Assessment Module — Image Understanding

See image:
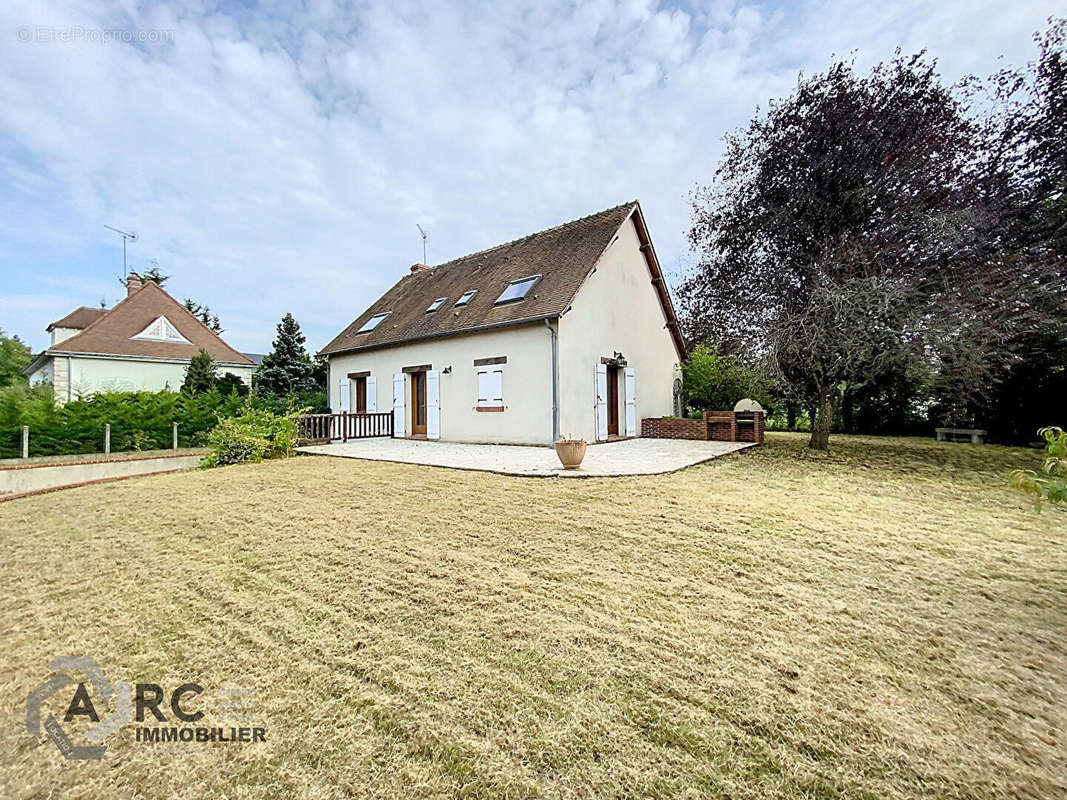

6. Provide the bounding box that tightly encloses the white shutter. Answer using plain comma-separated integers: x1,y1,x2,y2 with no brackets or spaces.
490,369,503,405
426,370,440,440
338,378,350,412
595,363,608,441
366,375,377,412
477,367,503,408
392,373,406,437
624,367,636,436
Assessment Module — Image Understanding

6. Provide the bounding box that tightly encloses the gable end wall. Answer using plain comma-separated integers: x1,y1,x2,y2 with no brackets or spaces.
557,216,680,441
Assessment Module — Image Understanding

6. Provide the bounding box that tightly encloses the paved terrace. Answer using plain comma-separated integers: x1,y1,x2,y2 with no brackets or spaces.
297,437,755,477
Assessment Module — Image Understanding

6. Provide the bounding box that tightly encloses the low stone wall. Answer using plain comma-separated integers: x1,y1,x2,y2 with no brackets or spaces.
0,450,206,500
640,417,707,440
642,412,764,444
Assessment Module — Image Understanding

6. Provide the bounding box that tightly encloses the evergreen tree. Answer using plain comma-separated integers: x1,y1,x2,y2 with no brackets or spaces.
214,372,249,397
184,298,224,333
124,261,170,287
182,348,217,394
255,313,316,398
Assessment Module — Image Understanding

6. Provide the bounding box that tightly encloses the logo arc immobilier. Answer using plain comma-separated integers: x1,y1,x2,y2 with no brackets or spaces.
25,655,132,760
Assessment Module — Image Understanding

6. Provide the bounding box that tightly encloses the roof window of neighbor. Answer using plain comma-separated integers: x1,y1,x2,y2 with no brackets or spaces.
356,312,390,333
494,275,540,305
426,297,448,312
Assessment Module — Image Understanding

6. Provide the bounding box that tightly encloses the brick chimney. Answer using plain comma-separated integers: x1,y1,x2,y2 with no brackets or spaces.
410,263,431,273
126,274,142,296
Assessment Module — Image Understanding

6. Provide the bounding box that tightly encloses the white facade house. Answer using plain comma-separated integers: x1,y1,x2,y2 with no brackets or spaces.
24,277,255,404
321,202,686,445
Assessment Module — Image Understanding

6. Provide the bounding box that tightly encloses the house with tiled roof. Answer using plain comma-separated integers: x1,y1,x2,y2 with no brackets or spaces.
320,201,685,445
24,277,254,404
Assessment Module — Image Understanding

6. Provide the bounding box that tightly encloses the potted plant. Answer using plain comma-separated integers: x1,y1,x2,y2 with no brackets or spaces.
554,437,587,469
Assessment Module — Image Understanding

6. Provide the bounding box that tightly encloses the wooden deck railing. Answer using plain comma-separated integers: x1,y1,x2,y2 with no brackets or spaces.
297,412,393,443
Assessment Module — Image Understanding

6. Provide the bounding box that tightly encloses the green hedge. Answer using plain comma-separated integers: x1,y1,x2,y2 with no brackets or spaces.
0,385,247,458
201,403,300,468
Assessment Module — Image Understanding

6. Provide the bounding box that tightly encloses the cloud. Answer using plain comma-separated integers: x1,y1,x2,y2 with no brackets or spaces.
0,0,1058,353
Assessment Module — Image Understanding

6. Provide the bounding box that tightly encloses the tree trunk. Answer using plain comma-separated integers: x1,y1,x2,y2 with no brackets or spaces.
786,402,797,431
808,385,837,450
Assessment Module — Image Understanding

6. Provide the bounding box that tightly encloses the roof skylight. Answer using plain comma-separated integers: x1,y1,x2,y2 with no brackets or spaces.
454,290,477,307
494,275,540,305
356,312,390,333
426,297,447,313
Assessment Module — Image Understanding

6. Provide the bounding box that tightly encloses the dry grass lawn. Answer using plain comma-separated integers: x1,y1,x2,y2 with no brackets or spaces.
0,433,1064,799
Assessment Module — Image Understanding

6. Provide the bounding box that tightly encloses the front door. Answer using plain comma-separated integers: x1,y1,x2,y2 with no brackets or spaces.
410,371,427,435
354,377,367,414
606,365,619,436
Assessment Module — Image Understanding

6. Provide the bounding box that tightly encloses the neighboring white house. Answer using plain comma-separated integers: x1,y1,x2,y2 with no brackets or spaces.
23,276,255,404
320,201,686,445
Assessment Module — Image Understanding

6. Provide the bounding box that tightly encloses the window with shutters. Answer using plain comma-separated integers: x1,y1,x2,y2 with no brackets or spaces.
476,366,504,411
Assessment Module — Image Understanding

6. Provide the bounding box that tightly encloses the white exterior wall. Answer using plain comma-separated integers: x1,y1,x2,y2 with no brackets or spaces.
328,324,553,445
51,327,81,346
28,360,54,387
38,355,253,403
557,215,680,442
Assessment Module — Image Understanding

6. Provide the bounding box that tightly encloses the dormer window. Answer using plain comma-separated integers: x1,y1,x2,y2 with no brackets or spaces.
494,275,540,305
131,316,190,344
356,312,390,333
426,297,447,313
454,290,477,307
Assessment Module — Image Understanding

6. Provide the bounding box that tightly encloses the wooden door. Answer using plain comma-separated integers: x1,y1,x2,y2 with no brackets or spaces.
606,365,619,436
410,371,427,435
354,377,367,414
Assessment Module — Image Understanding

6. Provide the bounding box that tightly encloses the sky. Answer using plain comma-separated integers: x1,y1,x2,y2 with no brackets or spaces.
0,0,1059,355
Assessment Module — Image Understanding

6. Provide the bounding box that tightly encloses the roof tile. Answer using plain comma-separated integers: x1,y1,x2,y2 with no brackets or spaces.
321,202,636,355
47,306,108,332
49,282,253,364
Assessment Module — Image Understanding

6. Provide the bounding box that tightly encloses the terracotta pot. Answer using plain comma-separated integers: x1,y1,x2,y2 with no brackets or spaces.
554,439,587,470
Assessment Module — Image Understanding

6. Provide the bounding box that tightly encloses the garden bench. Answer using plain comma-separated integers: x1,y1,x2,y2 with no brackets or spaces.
935,427,987,445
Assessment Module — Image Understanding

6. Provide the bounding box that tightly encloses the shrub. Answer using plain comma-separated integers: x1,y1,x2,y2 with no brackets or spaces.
254,388,329,416
215,372,250,397
681,344,773,414
1011,427,1067,509
201,403,300,468
122,430,151,451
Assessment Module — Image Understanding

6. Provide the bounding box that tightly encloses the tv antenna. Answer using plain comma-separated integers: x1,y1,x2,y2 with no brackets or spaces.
416,223,428,265
104,225,137,278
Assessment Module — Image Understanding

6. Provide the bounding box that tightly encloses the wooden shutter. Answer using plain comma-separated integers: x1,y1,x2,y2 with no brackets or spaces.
366,375,376,412
624,367,636,436
426,370,440,439
595,363,608,441
392,373,406,437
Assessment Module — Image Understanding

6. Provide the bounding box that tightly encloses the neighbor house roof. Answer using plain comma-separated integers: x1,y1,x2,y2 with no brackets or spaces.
47,306,108,332
44,282,253,364
320,201,685,358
